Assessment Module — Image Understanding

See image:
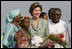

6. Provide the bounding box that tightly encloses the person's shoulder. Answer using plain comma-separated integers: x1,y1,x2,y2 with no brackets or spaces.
60,20,68,27
6,23,15,28
68,22,71,27
60,20,65,22
39,18,47,23
30,18,33,25
60,20,66,24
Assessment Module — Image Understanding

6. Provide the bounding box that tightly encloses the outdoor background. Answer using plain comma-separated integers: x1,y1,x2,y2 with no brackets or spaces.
1,1,71,36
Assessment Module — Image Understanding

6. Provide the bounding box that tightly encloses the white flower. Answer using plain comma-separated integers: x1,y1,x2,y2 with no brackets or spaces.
31,36,43,47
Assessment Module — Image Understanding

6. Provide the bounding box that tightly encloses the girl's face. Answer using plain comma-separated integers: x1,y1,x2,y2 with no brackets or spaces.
43,14,48,21
32,7,41,18
22,18,30,29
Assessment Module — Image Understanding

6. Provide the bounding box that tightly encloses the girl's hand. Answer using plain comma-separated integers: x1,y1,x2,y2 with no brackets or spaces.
14,32,19,40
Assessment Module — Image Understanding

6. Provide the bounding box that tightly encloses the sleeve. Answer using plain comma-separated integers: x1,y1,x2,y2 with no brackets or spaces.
2,24,15,48
63,22,68,41
45,21,49,37
28,26,32,41
65,23,71,48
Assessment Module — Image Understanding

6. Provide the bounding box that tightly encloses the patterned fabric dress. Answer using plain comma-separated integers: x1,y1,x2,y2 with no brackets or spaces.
20,41,29,48
16,28,30,48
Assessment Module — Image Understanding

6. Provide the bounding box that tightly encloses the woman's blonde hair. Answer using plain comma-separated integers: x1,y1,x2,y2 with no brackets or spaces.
29,2,42,16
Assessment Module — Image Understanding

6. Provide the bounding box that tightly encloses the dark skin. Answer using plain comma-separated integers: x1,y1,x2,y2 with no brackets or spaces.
15,17,54,48
13,14,21,41
40,10,62,48
14,17,30,39
14,17,30,40
48,8,55,19
11,13,21,27
3,14,21,48
15,13,21,22
21,17,30,30
42,14,48,21
39,10,61,48
51,10,61,23
14,17,30,48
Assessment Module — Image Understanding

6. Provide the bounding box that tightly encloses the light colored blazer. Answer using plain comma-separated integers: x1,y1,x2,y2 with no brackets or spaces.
28,18,49,39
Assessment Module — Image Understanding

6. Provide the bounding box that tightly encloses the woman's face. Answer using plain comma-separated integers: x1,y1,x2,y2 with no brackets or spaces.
15,13,21,22
32,7,41,18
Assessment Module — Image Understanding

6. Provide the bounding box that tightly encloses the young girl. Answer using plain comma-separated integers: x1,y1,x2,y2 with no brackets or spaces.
15,16,30,48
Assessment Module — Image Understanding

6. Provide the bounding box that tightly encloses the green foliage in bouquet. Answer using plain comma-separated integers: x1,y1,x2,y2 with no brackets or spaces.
43,34,67,48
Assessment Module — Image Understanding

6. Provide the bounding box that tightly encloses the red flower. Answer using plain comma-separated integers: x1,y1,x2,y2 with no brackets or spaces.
60,33,64,38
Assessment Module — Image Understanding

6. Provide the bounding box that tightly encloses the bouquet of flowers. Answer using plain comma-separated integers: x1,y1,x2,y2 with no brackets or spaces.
43,33,67,48
31,36,54,48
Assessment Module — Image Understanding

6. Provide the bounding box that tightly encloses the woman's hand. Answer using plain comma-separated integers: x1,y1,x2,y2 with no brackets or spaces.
45,39,54,47
39,42,48,48
14,32,19,40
